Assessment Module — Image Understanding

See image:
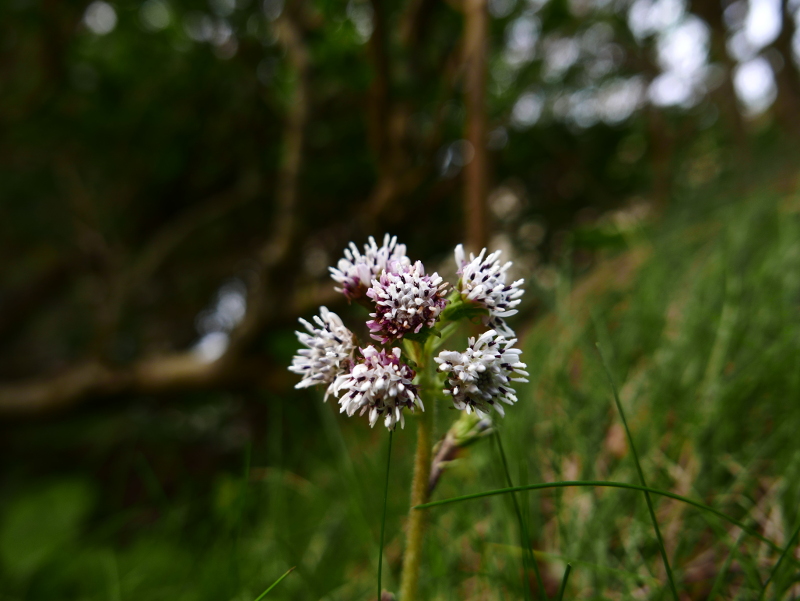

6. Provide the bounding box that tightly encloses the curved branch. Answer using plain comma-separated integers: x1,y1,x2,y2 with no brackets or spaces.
224,9,312,360
0,282,336,417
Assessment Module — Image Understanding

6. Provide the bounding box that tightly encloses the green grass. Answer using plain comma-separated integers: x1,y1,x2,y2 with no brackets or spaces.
2,172,800,599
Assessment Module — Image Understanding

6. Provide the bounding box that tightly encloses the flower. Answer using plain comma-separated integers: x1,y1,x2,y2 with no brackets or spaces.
330,234,410,300
289,307,357,400
454,244,524,336
331,346,422,429
434,329,529,418
366,260,449,344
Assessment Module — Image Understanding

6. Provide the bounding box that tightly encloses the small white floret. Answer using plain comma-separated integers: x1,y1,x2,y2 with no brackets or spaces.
435,330,528,418
331,346,423,430
454,244,525,336
288,307,357,401
329,234,410,300
366,260,449,343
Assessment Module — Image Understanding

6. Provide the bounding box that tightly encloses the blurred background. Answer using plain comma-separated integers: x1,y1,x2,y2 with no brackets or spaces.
2,0,800,598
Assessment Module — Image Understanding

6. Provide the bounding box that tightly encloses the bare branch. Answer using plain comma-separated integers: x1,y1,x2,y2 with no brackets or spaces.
224,8,312,359
260,13,310,267
399,0,438,48
0,355,259,416
0,281,337,417
0,18,346,418
462,0,489,251
772,0,800,133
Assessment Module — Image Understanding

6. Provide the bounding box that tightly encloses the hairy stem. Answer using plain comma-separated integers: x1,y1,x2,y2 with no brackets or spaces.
399,343,436,600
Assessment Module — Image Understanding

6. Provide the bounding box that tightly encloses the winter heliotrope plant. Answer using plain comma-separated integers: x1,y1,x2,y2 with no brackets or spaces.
288,234,529,600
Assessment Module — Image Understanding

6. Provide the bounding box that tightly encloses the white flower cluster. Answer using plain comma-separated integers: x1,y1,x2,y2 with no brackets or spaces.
329,234,409,300
289,235,529,429
367,260,449,344
454,244,525,336
435,330,529,418
289,307,357,400
332,346,422,429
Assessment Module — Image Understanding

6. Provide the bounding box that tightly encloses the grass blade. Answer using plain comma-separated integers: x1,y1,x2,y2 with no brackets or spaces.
596,343,680,601
253,566,296,601
556,563,572,601
378,430,393,600
495,430,545,601
759,518,800,600
415,479,791,557
490,544,659,586
707,528,748,601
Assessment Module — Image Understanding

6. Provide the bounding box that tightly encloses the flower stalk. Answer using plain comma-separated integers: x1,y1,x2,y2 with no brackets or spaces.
399,341,437,601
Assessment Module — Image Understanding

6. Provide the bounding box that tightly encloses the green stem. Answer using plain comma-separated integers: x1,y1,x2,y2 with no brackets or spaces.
597,344,680,601
495,430,545,600
429,321,460,352
399,342,437,601
378,430,394,600
253,566,295,600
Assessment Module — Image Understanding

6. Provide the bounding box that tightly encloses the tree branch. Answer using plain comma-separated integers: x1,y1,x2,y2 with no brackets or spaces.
223,8,312,360
772,0,800,133
0,280,337,417
0,10,314,417
462,0,489,251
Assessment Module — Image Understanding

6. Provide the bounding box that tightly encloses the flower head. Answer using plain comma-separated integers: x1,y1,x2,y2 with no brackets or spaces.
330,234,410,300
332,346,422,429
366,260,449,344
289,307,357,400
435,330,529,418
454,244,524,336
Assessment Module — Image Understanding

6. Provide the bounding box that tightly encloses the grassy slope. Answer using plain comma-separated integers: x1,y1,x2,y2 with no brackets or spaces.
493,176,800,599
2,170,800,600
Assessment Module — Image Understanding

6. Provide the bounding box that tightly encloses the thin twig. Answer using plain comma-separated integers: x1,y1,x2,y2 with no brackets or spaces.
462,0,489,251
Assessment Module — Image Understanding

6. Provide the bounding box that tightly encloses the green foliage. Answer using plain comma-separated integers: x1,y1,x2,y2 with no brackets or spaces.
498,182,800,598
3,173,800,599
0,479,95,578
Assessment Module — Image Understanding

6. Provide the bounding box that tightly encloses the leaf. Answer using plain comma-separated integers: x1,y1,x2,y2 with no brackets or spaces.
0,479,95,578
